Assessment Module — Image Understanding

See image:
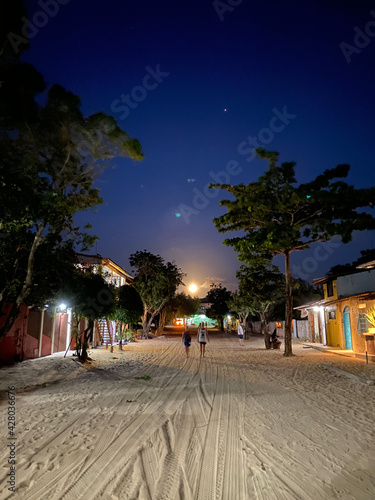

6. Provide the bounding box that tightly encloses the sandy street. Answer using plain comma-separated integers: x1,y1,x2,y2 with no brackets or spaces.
1,334,375,500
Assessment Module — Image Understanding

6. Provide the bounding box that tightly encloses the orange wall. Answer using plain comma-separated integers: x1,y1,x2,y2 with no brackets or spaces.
337,299,375,357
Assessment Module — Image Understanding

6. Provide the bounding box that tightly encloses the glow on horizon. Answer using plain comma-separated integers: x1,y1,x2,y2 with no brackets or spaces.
189,284,198,293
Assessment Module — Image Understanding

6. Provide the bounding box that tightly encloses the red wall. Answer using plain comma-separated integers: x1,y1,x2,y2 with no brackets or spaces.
0,304,29,364
41,334,52,357
0,304,69,364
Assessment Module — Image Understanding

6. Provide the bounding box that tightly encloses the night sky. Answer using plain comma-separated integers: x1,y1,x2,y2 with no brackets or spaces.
21,0,375,293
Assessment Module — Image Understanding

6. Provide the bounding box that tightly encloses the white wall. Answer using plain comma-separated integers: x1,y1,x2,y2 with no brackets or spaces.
250,320,309,339
294,320,310,340
337,270,375,298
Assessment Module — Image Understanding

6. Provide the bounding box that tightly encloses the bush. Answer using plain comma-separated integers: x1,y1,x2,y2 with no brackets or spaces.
125,329,136,342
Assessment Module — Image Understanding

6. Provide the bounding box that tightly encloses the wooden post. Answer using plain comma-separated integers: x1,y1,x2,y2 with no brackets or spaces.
66,308,72,353
38,308,46,358
50,307,57,355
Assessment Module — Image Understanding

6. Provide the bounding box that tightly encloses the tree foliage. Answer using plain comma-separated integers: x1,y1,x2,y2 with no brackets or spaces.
61,270,116,362
211,148,375,355
327,248,375,277
236,261,285,348
227,291,253,324
111,285,143,344
0,2,143,338
206,284,232,331
174,292,200,318
129,251,185,337
292,279,323,309
115,285,143,326
22,239,79,308
155,293,200,335
269,278,323,321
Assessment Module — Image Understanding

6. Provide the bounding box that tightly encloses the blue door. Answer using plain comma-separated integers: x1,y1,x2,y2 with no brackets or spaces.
343,306,353,350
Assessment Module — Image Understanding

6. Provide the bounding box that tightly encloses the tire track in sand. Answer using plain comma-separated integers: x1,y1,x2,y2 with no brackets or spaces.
4,343,182,500
194,357,227,500
49,357,201,499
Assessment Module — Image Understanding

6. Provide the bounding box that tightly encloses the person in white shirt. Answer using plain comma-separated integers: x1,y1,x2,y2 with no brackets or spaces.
237,322,244,346
197,322,209,357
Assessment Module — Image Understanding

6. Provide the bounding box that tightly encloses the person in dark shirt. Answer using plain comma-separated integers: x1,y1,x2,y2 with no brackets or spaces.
182,327,191,358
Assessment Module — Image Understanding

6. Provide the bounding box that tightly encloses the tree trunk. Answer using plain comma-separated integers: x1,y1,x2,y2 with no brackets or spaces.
157,307,167,336
260,311,271,349
248,320,254,336
284,251,293,356
79,319,93,363
240,313,249,338
141,305,149,339
144,311,158,338
219,316,224,331
0,224,44,339
142,319,150,339
142,301,168,339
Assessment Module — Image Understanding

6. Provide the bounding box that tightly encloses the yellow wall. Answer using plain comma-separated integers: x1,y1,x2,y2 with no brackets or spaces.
325,308,341,347
323,280,337,300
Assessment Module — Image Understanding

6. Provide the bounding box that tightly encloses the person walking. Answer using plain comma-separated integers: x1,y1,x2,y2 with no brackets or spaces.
182,326,191,358
237,322,244,346
197,322,209,357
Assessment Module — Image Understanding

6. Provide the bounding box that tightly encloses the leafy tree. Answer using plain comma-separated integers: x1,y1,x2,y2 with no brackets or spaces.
64,271,116,362
205,283,232,331
211,148,375,355
292,279,323,310
23,239,79,308
227,292,253,325
175,292,200,318
155,302,176,336
154,299,174,336
0,9,143,338
156,292,200,335
129,251,185,338
326,263,356,277
236,262,285,348
112,285,143,348
327,248,375,277
269,278,323,321
354,248,375,267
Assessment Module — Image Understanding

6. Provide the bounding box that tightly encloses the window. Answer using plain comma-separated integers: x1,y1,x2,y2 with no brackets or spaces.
328,311,336,320
357,313,369,334
326,281,334,297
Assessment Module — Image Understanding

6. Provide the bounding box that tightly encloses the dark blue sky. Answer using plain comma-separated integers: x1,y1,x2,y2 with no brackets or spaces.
22,0,375,292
